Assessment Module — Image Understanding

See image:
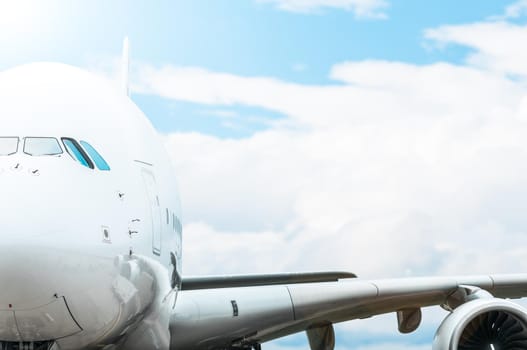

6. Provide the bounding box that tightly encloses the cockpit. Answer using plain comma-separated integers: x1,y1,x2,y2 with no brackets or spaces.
0,136,110,170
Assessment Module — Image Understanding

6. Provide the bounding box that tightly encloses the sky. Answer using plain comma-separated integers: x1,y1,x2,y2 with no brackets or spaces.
3,0,527,348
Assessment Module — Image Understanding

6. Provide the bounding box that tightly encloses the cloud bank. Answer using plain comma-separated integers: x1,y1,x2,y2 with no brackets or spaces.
137,36,527,278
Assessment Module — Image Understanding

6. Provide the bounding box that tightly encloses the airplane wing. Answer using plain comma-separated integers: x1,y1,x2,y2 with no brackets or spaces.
170,273,527,350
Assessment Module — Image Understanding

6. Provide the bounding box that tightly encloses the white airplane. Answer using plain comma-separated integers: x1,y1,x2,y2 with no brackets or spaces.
1,40,527,350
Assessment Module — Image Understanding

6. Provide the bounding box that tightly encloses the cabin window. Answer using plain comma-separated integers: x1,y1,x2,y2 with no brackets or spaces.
0,137,19,156
79,141,110,171
62,138,94,169
24,137,63,156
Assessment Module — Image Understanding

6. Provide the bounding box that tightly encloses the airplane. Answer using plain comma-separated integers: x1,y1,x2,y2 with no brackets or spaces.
1,39,527,350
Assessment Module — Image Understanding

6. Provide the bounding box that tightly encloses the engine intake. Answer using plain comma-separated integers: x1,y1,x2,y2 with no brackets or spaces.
433,298,527,350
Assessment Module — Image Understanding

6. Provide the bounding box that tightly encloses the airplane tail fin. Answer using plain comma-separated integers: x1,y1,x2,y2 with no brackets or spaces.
121,37,130,97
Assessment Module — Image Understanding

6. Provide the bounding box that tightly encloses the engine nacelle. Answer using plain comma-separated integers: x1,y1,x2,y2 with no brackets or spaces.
433,298,527,349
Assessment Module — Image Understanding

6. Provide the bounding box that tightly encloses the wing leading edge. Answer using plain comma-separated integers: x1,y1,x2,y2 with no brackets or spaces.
170,273,527,350
180,271,357,290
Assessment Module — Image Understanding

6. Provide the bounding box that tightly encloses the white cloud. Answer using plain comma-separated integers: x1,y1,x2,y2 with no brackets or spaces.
503,0,527,18
256,0,388,18
149,56,527,279
425,21,527,77
139,61,522,130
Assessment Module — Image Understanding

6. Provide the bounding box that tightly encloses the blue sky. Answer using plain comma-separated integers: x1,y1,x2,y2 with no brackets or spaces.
4,1,527,349
2,0,501,71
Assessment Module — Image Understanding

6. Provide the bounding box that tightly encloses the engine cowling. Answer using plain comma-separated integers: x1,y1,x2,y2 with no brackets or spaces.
433,298,527,349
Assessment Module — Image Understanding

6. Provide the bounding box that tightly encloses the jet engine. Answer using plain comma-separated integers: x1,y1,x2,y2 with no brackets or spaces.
433,297,527,349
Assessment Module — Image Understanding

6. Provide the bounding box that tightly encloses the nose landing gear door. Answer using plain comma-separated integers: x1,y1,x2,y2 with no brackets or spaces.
141,169,162,256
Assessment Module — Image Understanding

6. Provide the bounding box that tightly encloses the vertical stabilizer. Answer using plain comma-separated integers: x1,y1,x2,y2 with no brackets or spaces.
121,37,130,97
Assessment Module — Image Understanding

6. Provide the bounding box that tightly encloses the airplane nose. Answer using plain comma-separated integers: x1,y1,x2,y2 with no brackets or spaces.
0,246,71,306
0,246,86,342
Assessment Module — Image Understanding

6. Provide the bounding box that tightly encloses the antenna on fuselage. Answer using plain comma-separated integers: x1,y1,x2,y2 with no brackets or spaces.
121,37,130,97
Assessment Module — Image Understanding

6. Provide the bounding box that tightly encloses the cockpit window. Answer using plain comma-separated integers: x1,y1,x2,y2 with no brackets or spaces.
23,137,63,156
80,141,110,171
0,137,19,156
62,138,94,169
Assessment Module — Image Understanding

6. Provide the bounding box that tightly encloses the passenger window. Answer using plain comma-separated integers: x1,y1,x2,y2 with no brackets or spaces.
79,141,110,171
62,138,94,169
24,137,62,156
0,137,19,156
